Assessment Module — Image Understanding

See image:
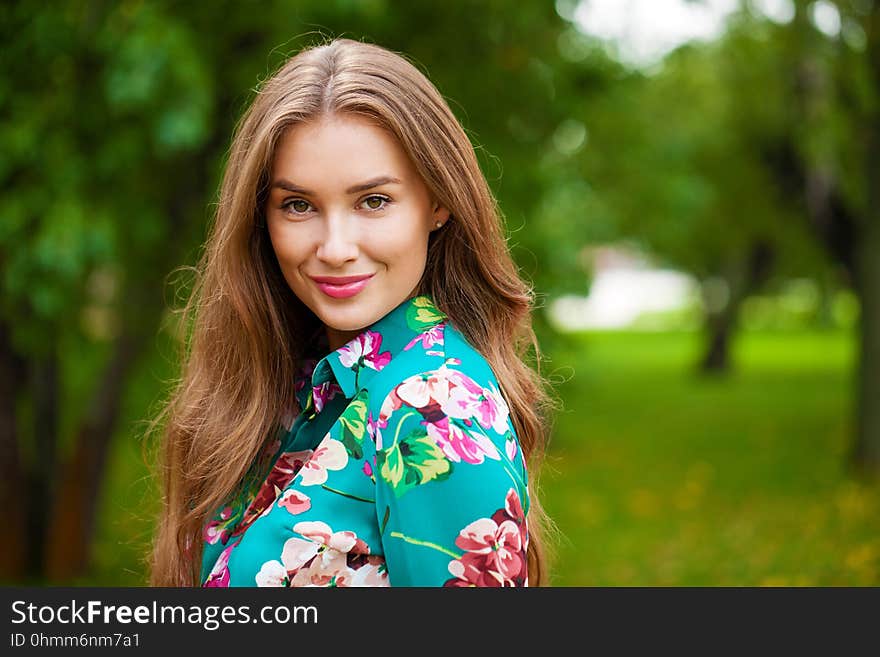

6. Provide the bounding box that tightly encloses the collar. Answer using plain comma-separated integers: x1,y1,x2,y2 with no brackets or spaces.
294,295,447,416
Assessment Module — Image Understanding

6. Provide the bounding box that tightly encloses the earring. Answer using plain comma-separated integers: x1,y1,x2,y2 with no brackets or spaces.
435,221,443,228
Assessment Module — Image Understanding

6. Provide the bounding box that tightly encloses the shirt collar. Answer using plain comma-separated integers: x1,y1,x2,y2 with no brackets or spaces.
294,294,447,413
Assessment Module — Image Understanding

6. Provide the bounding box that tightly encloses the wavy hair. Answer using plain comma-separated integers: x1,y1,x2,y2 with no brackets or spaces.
146,37,557,586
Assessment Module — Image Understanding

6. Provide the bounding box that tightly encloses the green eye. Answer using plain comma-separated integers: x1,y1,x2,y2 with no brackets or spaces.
363,195,387,210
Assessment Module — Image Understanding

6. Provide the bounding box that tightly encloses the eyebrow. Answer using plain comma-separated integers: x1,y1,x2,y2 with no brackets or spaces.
270,175,403,195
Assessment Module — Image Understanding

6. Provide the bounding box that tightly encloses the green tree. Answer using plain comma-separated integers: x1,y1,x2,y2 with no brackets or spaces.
565,16,826,371
562,0,880,473
770,0,880,473
0,0,592,583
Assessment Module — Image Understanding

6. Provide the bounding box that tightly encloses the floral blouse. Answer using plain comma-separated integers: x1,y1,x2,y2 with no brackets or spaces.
200,295,530,587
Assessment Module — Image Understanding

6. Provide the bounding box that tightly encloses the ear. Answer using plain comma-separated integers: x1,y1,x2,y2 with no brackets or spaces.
431,201,451,230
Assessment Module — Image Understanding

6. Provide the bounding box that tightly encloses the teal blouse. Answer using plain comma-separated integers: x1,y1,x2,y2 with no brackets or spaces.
200,295,530,587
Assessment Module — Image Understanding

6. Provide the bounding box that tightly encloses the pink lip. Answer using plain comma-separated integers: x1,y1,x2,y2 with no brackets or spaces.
310,273,375,299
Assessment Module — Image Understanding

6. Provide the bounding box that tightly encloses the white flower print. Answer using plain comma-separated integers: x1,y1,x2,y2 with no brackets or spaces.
296,438,348,486
255,559,288,587
337,330,392,371
280,536,321,572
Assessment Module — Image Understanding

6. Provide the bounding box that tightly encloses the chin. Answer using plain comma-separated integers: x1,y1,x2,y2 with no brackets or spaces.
315,299,377,332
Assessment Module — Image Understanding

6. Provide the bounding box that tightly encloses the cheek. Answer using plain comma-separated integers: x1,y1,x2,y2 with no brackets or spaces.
370,218,431,266
268,225,309,269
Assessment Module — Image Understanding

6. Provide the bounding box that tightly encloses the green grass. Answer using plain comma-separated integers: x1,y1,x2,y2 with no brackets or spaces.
540,328,879,586
80,327,879,586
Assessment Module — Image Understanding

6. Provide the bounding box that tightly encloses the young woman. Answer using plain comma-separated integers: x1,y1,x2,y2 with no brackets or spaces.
148,37,556,587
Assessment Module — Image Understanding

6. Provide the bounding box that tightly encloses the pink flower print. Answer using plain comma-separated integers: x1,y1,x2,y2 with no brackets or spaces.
260,522,387,588
441,376,510,435
396,370,451,409
233,449,313,537
404,323,445,352
367,409,386,450
482,382,512,434
350,557,390,586
441,379,484,420
338,330,392,372
278,489,311,515
269,450,313,486
289,549,354,587
448,517,524,587
362,460,373,477
505,433,518,461
255,559,290,587
296,438,348,486
282,522,375,587
293,520,370,555
444,488,528,587
366,410,376,443
426,417,500,465
504,486,526,521
378,390,402,429
204,541,237,587
279,536,321,575
493,487,529,552
372,421,388,450
312,380,342,413
203,506,234,545
446,366,484,396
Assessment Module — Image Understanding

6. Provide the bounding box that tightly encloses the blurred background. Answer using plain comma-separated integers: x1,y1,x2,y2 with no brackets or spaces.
1,0,878,586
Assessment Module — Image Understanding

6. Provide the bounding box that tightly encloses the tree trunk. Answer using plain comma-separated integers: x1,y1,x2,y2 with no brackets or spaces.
851,23,880,471
852,216,880,474
0,320,27,580
44,331,139,581
42,146,220,581
700,309,736,374
700,242,775,374
26,347,60,580
849,3,880,475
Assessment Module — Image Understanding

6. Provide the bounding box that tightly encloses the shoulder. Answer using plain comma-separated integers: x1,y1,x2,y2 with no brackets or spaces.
364,319,530,522
365,320,506,420
363,320,524,477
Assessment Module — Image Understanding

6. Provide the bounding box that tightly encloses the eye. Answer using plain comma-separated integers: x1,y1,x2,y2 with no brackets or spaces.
282,198,312,215
360,195,390,211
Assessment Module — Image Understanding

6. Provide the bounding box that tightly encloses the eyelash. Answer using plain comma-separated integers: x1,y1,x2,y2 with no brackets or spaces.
281,194,391,216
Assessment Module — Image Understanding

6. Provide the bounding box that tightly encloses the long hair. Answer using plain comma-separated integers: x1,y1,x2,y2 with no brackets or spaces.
146,37,557,586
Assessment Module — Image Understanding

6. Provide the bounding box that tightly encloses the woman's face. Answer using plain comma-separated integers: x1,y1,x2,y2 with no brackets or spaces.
266,113,449,351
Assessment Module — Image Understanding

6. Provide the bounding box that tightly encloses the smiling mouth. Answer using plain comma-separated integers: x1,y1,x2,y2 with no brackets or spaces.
310,274,374,285
310,273,375,299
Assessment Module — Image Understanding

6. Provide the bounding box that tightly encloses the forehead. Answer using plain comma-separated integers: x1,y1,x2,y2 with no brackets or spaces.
271,114,415,184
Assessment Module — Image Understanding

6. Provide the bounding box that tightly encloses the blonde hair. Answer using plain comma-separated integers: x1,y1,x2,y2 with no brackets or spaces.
146,37,557,586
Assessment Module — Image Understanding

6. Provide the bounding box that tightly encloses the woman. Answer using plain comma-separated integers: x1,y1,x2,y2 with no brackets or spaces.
148,37,555,587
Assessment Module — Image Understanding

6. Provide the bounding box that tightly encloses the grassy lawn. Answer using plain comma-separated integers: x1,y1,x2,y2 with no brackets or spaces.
83,327,879,586
540,328,879,586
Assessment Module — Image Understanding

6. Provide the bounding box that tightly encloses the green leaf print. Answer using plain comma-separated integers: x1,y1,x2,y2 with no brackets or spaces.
377,441,407,490
404,431,450,483
303,389,317,420
405,296,447,331
377,429,452,498
338,391,368,459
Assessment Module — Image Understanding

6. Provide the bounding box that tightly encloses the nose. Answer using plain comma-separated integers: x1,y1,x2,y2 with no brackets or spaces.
315,212,359,267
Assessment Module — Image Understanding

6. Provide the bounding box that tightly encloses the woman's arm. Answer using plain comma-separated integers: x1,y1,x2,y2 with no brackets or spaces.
371,364,530,587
